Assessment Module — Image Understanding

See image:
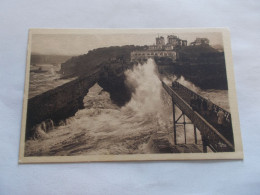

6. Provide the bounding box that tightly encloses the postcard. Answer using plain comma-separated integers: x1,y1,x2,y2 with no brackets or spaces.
19,28,243,163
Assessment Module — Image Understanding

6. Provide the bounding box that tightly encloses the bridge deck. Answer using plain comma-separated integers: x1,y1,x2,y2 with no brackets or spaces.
171,82,234,145
162,81,234,152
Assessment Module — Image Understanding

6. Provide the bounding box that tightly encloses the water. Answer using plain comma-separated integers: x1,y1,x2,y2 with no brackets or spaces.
25,59,230,156
29,63,75,98
162,74,230,112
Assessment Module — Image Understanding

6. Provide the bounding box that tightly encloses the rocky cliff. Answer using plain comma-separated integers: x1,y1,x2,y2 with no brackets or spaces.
155,45,228,90
59,45,143,78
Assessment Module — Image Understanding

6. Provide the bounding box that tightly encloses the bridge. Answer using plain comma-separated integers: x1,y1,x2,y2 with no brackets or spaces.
25,71,100,139
162,81,234,153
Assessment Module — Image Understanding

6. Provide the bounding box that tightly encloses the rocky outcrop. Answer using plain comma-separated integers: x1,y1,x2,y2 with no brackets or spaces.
155,45,228,90
148,129,203,153
59,45,144,78
98,61,134,106
26,46,144,139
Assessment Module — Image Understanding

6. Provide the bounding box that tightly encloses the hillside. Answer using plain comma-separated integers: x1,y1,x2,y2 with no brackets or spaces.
156,45,228,90
59,44,228,90
177,45,220,64
59,45,144,78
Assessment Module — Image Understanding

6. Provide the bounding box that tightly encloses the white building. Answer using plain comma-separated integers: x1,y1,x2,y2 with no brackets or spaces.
130,50,176,61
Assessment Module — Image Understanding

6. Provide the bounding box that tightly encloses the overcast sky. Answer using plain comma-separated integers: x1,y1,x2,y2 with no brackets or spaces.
31,32,223,56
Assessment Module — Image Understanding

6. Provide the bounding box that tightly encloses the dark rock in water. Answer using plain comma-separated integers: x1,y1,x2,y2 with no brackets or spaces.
30,69,48,73
98,63,133,106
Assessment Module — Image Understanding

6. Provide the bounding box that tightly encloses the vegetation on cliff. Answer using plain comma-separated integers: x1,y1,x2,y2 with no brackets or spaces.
173,63,228,90
156,45,228,90
58,45,145,106
177,45,225,65
59,45,144,78
59,44,228,104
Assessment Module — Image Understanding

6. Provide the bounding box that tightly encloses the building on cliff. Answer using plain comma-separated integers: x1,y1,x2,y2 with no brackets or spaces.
131,34,187,62
155,36,165,50
190,38,210,46
130,50,177,61
167,35,187,48
147,35,187,51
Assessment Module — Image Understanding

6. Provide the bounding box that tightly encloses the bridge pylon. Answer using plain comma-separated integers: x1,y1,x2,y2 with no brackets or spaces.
172,100,207,152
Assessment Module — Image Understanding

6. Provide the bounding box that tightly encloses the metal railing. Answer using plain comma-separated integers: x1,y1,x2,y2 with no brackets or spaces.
162,81,234,152
172,81,232,123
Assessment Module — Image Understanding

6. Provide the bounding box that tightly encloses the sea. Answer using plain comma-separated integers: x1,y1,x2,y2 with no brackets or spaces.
29,63,75,98
25,59,230,156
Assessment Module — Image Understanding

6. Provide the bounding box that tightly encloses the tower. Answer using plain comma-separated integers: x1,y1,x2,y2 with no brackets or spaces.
156,36,165,47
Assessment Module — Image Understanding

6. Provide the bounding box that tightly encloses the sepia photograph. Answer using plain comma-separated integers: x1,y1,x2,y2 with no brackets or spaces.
19,28,243,163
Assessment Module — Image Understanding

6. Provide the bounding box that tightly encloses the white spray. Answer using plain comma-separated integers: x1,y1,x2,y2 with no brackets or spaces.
124,59,167,117
25,59,203,155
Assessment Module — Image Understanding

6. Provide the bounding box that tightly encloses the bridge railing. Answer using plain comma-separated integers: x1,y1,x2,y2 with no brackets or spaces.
162,81,234,152
172,81,232,123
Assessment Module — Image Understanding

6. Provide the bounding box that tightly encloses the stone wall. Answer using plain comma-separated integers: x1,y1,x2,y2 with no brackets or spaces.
25,71,100,139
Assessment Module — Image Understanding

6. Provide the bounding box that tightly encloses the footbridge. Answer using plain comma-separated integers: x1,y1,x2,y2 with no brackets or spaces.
162,81,234,152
